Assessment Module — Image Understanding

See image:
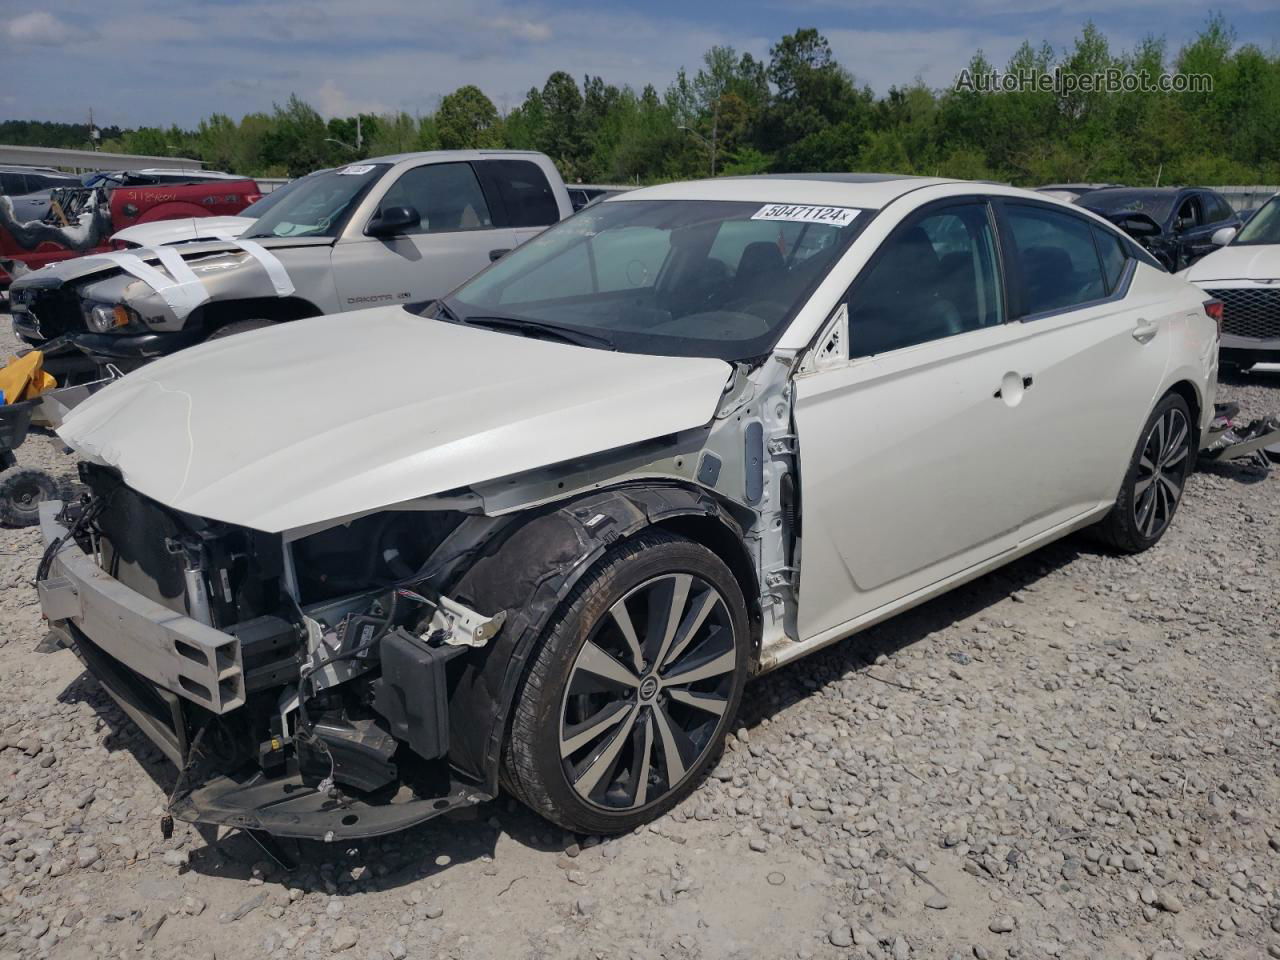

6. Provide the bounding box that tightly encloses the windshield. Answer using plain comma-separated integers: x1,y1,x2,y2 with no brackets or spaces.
1233,197,1280,246
243,164,387,239
238,172,327,219
445,199,867,360
1080,190,1175,225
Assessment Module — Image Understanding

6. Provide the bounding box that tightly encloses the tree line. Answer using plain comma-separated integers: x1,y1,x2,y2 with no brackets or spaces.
3,16,1277,187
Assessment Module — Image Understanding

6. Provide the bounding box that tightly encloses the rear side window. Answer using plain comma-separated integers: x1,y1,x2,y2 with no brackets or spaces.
379,162,493,234
1004,204,1107,317
1205,193,1233,223
847,201,1004,356
478,159,559,228
1092,226,1130,293
0,172,27,195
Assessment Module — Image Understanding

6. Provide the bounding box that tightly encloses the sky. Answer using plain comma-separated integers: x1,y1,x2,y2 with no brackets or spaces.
2,0,1276,129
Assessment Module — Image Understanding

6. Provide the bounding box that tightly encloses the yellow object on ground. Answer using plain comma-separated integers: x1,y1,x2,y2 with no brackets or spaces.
0,352,57,404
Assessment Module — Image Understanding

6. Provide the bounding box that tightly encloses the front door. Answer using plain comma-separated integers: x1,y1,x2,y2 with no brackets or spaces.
333,161,515,310
794,199,1036,641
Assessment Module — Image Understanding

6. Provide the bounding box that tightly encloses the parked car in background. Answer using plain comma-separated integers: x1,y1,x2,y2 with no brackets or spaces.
1077,186,1242,271
109,171,322,248
0,165,82,222
1035,183,1122,203
10,151,573,379
0,168,260,291
1180,192,1280,371
567,183,633,211
37,174,1218,840
0,166,84,289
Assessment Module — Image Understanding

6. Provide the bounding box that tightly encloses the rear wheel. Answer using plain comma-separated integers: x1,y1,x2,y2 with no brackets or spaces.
504,531,749,835
1095,393,1194,553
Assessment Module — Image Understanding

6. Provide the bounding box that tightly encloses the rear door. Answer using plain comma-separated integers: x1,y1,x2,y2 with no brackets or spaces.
332,161,516,309
990,200,1172,538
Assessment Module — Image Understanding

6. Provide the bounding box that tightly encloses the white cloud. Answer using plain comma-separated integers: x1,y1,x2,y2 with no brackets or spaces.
7,11,71,45
314,79,390,118
491,16,553,43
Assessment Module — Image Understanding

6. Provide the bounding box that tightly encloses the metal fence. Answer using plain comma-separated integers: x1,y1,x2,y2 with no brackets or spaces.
0,144,204,172
1209,186,1278,213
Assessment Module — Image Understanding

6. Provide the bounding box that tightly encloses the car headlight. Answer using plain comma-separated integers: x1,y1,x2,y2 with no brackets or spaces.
83,301,143,334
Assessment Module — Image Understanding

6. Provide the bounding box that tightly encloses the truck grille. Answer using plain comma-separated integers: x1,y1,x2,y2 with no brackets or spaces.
1206,287,1280,341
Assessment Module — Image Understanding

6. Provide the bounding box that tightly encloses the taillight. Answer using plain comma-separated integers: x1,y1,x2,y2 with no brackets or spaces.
1204,299,1223,338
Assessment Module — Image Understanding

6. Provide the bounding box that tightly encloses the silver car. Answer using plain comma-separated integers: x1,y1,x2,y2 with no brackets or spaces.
10,150,573,375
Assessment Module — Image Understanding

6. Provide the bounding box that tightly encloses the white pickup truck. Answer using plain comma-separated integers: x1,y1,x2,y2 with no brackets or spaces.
10,150,574,376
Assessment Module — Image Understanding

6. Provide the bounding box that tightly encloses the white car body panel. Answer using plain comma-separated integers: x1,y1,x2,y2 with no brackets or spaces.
1181,243,1280,282
110,216,255,248
56,307,732,533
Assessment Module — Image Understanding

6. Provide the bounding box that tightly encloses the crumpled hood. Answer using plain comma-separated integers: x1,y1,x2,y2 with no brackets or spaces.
1183,244,1280,282
58,307,733,532
110,216,255,248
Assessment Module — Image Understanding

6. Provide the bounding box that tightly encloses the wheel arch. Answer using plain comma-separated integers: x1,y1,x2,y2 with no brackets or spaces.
193,296,323,334
438,482,753,795
1163,378,1203,447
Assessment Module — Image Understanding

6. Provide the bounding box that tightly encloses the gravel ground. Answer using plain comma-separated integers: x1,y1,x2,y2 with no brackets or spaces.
0,318,1277,960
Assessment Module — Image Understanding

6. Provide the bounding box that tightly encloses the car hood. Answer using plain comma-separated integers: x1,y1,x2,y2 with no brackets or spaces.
1183,244,1280,282
57,307,733,533
10,234,333,291
110,216,254,248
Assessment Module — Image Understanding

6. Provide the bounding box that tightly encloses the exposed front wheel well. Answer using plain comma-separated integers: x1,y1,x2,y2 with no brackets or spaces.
652,514,762,653
196,297,323,335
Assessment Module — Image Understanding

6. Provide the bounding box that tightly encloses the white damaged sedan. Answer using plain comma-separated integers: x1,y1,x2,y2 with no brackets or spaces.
36,174,1219,840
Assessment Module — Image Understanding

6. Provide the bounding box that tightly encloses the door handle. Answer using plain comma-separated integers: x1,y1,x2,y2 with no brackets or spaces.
993,373,1034,400
1132,320,1158,344
489,248,511,262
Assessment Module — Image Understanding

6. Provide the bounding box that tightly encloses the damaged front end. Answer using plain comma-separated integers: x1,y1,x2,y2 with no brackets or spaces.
38,464,508,840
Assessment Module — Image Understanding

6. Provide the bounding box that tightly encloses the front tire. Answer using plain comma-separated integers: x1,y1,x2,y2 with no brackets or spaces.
504,531,749,835
1095,393,1194,553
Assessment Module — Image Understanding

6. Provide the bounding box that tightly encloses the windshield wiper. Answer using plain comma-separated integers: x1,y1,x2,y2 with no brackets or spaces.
461,315,615,350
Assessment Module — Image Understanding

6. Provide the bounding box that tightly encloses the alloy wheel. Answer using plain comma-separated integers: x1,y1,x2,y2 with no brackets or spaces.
558,573,737,811
1133,406,1190,539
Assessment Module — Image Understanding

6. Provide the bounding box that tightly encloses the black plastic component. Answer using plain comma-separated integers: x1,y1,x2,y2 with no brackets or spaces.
258,737,287,774
372,629,463,762
298,717,398,793
696,452,722,487
744,421,764,504
227,615,299,692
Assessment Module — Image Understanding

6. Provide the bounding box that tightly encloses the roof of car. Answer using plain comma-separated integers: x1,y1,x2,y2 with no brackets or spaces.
609,173,961,210
362,149,548,165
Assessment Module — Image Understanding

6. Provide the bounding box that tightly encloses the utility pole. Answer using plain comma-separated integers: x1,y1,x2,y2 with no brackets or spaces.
356,115,363,152
88,107,100,151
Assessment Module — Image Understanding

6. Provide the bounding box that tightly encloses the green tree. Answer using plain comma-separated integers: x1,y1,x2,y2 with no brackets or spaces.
436,86,502,149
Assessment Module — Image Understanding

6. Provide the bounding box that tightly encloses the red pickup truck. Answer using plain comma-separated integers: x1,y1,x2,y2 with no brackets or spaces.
0,170,260,290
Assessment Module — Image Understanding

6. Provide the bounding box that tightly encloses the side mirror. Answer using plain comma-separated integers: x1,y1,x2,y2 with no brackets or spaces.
367,205,420,237
1211,226,1236,246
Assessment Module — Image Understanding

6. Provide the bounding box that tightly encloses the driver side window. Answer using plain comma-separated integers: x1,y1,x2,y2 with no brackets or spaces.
845,202,1005,357
377,163,492,235
1175,195,1202,230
